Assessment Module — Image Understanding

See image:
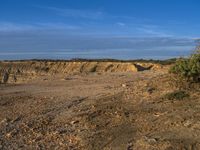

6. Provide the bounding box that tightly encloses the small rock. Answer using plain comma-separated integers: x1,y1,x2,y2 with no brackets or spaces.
57,128,68,134
145,137,157,144
6,132,12,138
183,120,192,127
64,77,72,80
70,120,79,125
0,118,9,126
146,87,156,94
5,129,18,138
122,84,127,88
127,142,133,150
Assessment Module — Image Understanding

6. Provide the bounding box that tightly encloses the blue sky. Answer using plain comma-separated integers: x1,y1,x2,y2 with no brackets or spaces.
0,0,199,60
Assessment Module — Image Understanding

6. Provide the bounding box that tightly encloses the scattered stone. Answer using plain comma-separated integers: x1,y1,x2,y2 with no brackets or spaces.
122,84,127,88
60,128,70,134
183,120,192,127
153,112,163,117
127,142,133,150
146,87,156,94
6,132,12,138
124,112,130,117
0,118,9,126
64,77,73,80
144,136,157,144
70,120,79,125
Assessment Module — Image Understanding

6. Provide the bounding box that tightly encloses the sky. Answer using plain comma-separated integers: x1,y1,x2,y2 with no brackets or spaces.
0,0,199,60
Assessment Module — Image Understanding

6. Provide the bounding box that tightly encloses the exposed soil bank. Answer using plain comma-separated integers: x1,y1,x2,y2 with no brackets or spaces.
0,60,164,83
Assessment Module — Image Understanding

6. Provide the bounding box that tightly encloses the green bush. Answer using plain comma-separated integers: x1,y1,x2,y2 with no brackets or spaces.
170,48,200,82
164,90,189,100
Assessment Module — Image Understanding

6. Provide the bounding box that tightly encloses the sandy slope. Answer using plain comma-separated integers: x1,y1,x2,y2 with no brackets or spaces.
0,67,200,149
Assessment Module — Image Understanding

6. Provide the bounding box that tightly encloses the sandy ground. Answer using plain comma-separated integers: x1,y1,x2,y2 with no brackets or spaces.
1,70,200,150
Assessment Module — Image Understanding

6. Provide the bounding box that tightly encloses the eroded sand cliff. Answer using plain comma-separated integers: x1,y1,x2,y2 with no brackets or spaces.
0,60,163,83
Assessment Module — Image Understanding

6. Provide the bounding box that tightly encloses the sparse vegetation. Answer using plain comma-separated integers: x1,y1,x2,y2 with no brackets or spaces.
164,90,189,100
1,58,176,65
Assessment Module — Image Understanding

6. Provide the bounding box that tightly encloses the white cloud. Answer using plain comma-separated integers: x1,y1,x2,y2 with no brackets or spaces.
136,26,172,37
0,22,36,32
0,22,81,32
38,6,104,19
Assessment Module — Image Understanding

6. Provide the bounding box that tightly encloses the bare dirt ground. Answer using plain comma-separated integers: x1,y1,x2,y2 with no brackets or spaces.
1,69,200,150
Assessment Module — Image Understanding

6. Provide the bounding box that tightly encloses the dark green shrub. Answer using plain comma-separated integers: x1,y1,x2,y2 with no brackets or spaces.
164,90,189,100
170,45,200,83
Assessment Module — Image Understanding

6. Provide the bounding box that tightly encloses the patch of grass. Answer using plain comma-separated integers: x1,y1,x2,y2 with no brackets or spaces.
164,90,189,100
